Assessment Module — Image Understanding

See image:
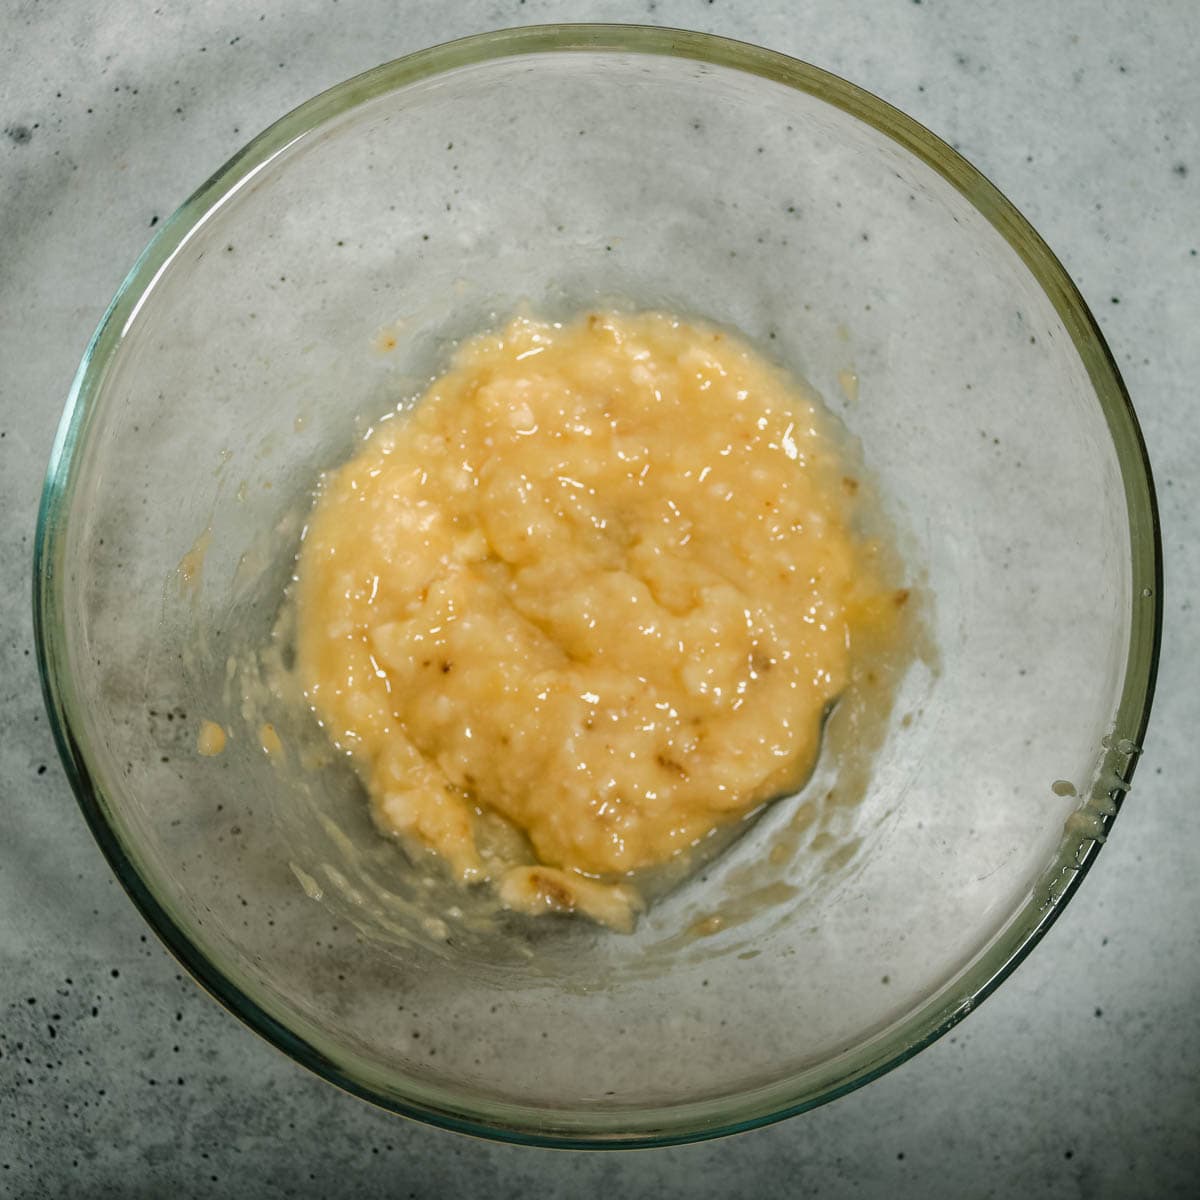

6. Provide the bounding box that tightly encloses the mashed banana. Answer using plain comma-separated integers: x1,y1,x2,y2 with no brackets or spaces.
294,311,902,930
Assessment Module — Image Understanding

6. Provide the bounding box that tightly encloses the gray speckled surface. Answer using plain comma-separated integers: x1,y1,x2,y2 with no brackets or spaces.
1,1,1195,1195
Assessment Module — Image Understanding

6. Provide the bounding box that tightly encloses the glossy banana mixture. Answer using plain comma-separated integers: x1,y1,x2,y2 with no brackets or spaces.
294,311,906,931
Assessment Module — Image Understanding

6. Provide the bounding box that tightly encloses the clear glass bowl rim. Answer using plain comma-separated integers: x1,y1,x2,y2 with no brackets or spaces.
32,23,1163,1148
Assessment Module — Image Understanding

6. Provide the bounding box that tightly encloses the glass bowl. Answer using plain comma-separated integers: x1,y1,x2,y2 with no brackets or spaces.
34,25,1160,1146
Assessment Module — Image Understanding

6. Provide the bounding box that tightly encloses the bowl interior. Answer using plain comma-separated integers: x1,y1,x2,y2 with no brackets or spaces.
38,28,1156,1143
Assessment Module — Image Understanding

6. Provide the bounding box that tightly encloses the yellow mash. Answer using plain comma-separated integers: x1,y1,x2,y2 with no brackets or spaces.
294,311,902,930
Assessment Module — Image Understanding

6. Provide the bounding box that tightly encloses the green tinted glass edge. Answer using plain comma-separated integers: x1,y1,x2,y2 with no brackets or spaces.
32,23,1161,1147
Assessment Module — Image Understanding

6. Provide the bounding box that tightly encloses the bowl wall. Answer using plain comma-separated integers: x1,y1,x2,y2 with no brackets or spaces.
37,27,1158,1144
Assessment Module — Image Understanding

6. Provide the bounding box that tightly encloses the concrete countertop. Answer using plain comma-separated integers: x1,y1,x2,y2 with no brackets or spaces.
2,1,1195,1195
